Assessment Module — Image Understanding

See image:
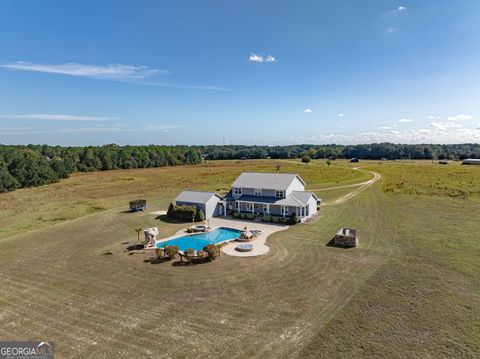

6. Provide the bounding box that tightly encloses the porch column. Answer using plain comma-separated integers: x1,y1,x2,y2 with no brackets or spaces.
224,203,227,217
251,202,254,214
267,204,270,215
282,206,286,218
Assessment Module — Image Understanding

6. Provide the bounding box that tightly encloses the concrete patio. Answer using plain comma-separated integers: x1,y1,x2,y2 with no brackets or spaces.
207,217,289,257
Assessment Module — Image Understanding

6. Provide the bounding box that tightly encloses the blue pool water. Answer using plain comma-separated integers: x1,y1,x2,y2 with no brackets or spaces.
156,227,242,252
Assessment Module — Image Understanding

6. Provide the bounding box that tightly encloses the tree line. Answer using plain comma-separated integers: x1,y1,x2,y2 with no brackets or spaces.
0,144,202,193
200,143,480,161
1,142,479,194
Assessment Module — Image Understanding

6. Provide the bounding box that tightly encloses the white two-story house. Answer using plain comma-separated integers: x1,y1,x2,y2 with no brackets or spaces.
225,172,320,222
174,172,320,222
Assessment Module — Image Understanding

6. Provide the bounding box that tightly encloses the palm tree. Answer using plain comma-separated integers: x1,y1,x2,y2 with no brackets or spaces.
134,227,142,243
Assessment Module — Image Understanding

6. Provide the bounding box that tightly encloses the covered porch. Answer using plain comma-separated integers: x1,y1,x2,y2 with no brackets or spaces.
231,200,310,221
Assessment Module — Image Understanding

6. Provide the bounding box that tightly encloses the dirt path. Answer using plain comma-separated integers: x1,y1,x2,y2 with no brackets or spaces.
322,168,381,206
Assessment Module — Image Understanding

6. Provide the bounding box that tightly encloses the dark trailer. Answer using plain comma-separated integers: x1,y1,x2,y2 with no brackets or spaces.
129,199,147,212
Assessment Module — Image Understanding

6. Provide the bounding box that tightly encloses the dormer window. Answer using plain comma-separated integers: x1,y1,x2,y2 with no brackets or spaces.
234,187,242,195
254,189,262,196
275,190,285,198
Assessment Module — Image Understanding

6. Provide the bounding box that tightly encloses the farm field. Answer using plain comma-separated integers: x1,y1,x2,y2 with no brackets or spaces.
0,160,479,358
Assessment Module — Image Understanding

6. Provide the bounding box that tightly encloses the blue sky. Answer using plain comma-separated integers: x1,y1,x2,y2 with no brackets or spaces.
0,0,479,145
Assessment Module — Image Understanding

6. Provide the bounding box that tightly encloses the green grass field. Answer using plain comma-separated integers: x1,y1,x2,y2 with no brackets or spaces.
0,160,479,358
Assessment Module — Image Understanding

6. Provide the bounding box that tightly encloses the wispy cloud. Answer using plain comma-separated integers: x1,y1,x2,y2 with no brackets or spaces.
385,27,397,33
0,123,182,136
303,108,312,113
0,113,114,122
0,61,168,81
0,61,230,91
248,53,277,63
397,6,407,11
447,114,473,121
399,118,413,123
428,115,440,120
338,113,345,117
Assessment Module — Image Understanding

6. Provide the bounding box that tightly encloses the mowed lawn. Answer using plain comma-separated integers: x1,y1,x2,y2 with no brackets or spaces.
0,160,479,358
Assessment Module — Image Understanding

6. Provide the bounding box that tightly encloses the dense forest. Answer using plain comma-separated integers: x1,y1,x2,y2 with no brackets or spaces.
1,143,479,193
0,144,202,192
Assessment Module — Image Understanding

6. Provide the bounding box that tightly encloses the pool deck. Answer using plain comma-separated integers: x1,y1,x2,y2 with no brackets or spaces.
151,217,289,257
206,217,289,257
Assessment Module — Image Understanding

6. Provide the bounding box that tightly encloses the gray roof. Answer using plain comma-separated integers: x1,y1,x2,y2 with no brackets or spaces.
234,191,318,207
290,191,319,205
231,172,305,190
463,159,480,163
175,191,221,204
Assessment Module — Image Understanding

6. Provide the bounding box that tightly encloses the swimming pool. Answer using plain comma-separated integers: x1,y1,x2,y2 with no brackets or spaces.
156,227,242,252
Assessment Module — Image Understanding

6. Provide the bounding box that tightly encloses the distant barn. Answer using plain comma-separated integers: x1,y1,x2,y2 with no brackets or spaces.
350,158,359,163
462,159,480,165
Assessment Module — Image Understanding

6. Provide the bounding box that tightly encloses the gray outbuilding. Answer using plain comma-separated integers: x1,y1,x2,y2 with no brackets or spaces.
462,159,480,165
175,191,224,219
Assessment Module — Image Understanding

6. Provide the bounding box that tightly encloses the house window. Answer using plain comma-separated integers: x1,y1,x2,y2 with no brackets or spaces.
306,206,309,216
236,202,240,211
275,190,285,198
263,204,269,213
234,187,242,195
281,206,288,215
254,188,262,196
246,202,253,211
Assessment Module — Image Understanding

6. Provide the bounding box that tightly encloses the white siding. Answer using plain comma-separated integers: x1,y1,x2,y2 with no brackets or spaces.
285,177,305,196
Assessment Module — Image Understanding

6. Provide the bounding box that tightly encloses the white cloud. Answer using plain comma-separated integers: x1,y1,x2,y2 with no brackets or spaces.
447,114,473,121
430,122,462,131
397,6,407,11
385,27,396,33
338,113,345,117
428,115,440,120
0,61,168,81
378,126,392,130
303,108,312,113
399,118,413,123
248,53,277,63
265,55,277,63
291,126,480,145
0,113,113,122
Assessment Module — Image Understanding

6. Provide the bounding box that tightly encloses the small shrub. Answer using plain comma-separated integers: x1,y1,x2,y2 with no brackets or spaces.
262,214,272,222
184,248,195,262
195,209,205,222
164,245,179,259
186,227,193,233
203,244,220,261
233,211,240,218
289,213,298,225
302,156,311,164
